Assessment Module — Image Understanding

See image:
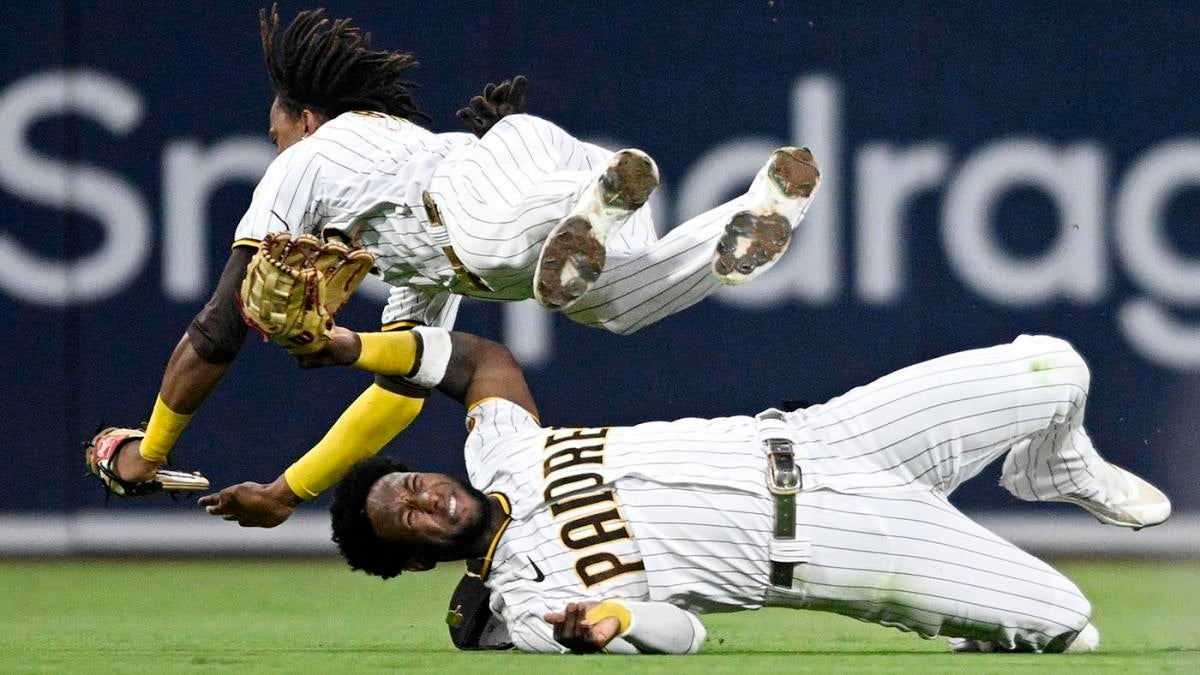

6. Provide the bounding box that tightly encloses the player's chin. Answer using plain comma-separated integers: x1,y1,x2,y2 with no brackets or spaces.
446,481,481,528
439,480,490,544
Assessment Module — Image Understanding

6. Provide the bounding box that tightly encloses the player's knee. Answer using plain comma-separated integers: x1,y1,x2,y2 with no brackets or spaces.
1047,598,1094,652
1052,577,1093,632
1016,334,1091,399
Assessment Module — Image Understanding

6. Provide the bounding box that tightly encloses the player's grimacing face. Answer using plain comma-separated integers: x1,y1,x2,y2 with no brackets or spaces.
365,471,485,556
268,97,306,154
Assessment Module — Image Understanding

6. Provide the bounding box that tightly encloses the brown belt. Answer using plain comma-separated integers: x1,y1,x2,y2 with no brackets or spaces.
422,191,491,293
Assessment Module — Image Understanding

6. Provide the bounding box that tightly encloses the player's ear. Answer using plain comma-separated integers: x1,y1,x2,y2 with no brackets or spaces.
300,108,327,136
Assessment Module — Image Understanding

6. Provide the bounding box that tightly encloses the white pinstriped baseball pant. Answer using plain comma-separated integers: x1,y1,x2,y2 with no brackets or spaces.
428,114,786,335
767,335,1101,651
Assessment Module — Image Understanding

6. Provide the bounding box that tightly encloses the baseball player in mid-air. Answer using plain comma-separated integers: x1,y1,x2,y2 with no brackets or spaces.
85,5,819,521
294,322,1169,654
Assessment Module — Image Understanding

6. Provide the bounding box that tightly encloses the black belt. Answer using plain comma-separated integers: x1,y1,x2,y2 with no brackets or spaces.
766,437,802,588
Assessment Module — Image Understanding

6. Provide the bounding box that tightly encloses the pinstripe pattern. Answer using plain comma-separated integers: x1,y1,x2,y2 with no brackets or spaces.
459,335,1105,653
429,114,812,334
787,334,1101,499
234,111,805,333
379,285,462,329
232,112,473,328
464,403,771,652
771,490,1091,651
761,335,1098,649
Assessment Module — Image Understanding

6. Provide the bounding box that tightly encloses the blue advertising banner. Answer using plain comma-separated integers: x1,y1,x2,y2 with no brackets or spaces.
1,1,1196,513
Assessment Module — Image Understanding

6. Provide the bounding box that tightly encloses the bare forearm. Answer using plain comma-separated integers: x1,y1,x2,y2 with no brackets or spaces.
119,249,250,478
115,334,235,479
159,334,234,413
441,333,537,416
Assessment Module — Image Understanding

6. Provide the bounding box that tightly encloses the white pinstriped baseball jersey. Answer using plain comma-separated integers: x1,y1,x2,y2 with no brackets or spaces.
232,111,813,333
463,400,775,653
460,335,1103,653
232,111,475,327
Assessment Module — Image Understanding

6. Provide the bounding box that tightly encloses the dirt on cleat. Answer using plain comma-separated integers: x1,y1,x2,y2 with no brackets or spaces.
534,217,606,309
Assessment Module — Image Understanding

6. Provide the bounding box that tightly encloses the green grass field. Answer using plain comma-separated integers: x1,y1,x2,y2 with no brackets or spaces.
1,559,1196,673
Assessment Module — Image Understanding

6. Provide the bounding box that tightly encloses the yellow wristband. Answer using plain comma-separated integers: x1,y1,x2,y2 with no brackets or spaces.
353,331,419,377
585,600,633,636
139,395,193,463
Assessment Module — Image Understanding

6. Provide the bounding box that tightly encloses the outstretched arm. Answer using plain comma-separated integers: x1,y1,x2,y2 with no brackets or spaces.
113,247,254,483
199,378,426,527
198,326,533,526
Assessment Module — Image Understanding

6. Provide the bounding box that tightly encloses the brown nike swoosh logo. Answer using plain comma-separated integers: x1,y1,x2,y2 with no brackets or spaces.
527,557,545,582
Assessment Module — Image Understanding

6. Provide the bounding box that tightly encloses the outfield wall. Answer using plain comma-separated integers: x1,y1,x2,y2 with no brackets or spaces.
1,1,1197,517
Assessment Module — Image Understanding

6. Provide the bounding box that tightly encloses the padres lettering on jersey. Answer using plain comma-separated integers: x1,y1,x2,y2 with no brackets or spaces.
539,428,646,587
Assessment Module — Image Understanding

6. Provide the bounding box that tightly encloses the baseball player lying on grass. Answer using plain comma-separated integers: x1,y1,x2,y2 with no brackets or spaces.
85,4,820,518
84,5,820,519
280,324,1171,654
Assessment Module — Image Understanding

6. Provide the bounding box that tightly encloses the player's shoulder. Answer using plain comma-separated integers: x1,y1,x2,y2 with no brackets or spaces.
318,110,435,139
466,397,542,434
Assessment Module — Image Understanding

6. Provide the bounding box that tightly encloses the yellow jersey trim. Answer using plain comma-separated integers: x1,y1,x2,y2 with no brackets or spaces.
231,238,262,250
380,320,422,332
475,492,512,581
466,397,542,425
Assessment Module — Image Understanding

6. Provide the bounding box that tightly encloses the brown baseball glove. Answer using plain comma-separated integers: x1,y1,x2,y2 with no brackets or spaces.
84,426,209,497
238,232,375,355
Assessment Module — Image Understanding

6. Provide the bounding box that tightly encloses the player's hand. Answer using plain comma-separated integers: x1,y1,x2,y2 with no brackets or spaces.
457,75,528,138
294,326,361,369
112,439,160,483
544,601,620,653
198,477,302,528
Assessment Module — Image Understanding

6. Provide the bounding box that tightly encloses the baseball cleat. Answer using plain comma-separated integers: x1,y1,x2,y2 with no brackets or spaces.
1051,462,1171,529
948,623,1099,653
712,146,820,285
1063,623,1101,653
534,149,659,310
712,211,793,284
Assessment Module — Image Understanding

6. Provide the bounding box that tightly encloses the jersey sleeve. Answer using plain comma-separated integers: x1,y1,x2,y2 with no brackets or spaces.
501,599,706,654
465,398,541,438
380,285,463,331
232,144,323,246
498,601,568,654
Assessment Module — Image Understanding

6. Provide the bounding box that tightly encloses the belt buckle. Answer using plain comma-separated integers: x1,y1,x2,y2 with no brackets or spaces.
766,439,801,495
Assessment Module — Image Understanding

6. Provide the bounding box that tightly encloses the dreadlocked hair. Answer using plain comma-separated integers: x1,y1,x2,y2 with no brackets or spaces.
260,4,429,124
330,455,414,579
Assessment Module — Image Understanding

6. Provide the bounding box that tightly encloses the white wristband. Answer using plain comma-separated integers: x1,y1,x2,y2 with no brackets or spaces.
409,326,452,388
